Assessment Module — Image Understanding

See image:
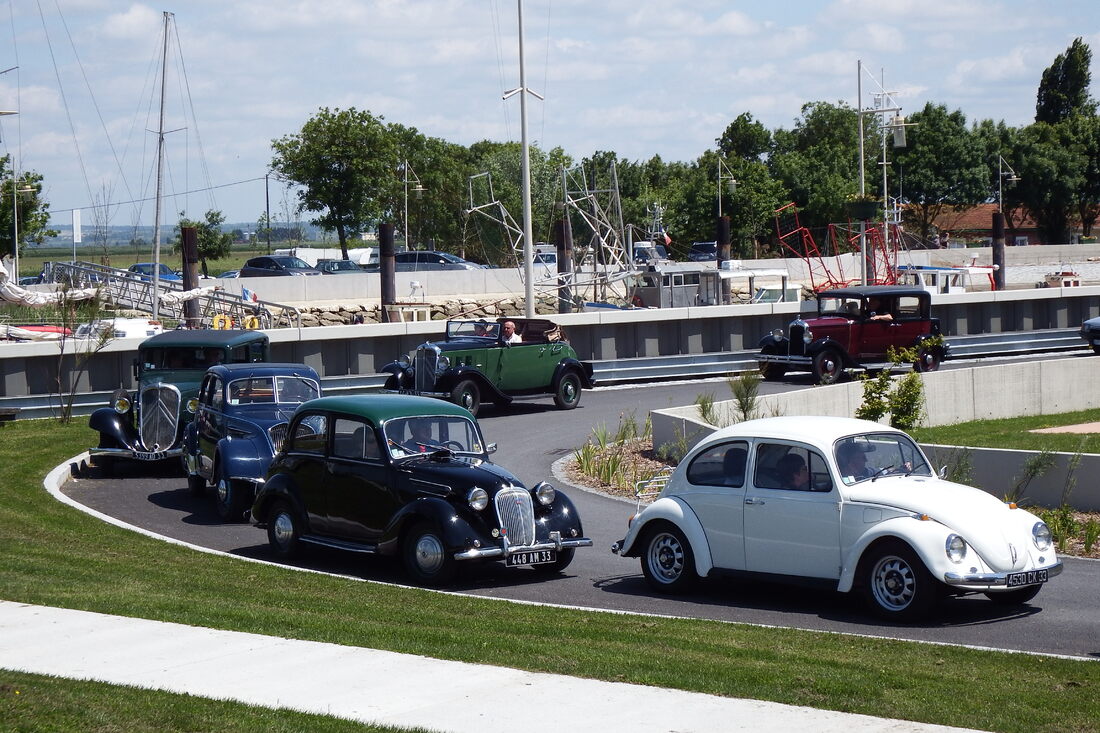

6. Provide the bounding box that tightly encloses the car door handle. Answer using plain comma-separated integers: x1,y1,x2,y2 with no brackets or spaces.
744,497,765,505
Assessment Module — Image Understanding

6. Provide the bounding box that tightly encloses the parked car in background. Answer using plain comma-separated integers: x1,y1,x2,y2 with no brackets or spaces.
18,274,42,286
183,363,321,521
88,329,269,473
315,258,363,274
216,270,240,279
239,255,322,277
75,318,164,340
252,394,591,584
612,416,1062,620
687,241,717,261
128,262,183,282
757,285,948,385
1079,316,1100,354
364,251,482,271
381,318,594,416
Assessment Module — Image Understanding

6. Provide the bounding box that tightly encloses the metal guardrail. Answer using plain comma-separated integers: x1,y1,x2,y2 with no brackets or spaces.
43,261,303,329
0,329,1088,420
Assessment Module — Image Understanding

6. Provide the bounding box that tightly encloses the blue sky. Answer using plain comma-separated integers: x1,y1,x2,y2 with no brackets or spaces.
1,0,1097,229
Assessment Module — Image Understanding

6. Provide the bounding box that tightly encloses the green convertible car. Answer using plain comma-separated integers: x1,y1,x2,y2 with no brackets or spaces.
381,318,595,416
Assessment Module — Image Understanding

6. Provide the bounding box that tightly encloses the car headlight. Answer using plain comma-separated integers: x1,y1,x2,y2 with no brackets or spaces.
467,487,488,511
803,328,813,344
112,395,131,414
1033,521,1052,551
533,481,556,506
436,355,450,372
945,533,967,563
185,398,199,413
771,328,784,340
397,354,410,368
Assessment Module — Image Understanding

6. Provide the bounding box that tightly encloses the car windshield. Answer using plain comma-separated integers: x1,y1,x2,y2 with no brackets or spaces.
141,347,226,370
321,260,358,271
227,375,319,405
447,321,500,340
818,296,864,318
384,415,484,459
834,432,932,485
274,257,311,269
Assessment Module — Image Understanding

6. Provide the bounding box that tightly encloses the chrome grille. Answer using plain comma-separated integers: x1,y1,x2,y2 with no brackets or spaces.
414,344,440,393
268,423,289,453
139,384,180,451
494,486,535,547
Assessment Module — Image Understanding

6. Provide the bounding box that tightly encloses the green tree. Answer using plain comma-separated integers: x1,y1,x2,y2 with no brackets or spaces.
270,107,398,258
768,101,870,232
172,209,233,277
1036,37,1096,124
1015,122,1087,243
0,155,58,258
716,112,772,162
893,103,989,241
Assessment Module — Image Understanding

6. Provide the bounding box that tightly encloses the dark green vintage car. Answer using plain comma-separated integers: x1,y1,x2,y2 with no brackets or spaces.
88,329,269,471
381,318,594,416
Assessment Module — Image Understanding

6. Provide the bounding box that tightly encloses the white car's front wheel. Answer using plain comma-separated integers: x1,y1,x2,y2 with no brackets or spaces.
861,541,938,621
641,524,697,593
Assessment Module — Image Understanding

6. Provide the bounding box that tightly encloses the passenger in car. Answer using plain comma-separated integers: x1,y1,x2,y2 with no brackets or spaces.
501,320,522,344
776,454,810,490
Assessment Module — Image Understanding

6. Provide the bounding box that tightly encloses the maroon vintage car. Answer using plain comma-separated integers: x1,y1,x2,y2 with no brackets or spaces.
757,285,949,384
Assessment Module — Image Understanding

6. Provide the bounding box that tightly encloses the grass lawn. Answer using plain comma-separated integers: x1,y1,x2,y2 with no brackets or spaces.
908,407,1100,454
1,419,1098,732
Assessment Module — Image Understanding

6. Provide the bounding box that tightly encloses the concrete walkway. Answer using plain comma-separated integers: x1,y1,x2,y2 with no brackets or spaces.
0,600,977,732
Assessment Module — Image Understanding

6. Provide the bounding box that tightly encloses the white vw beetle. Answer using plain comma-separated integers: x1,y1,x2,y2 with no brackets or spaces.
612,416,1062,620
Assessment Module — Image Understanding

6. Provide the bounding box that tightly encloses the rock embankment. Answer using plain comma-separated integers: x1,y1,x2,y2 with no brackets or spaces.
293,295,562,327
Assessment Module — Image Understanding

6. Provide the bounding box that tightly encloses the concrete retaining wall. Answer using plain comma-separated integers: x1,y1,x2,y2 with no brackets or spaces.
651,358,1100,510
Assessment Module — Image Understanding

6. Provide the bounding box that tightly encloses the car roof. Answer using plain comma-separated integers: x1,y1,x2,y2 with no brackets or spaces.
139,329,270,348
817,285,930,299
703,416,905,449
295,394,474,423
207,363,319,379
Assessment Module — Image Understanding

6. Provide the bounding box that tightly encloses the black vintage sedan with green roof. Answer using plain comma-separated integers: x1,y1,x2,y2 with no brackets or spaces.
89,329,269,472
252,394,592,584
381,318,594,416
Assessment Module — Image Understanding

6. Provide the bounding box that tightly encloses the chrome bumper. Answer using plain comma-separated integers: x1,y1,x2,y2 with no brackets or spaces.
757,354,812,366
453,531,592,561
943,561,1063,587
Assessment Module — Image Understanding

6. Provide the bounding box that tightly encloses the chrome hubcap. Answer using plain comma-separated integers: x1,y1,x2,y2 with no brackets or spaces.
273,512,295,547
872,555,915,610
413,533,445,575
217,478,230,504
648,533,684,583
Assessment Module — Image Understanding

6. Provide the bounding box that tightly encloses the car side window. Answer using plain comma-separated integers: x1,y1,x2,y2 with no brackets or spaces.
290,413,328,454
896,295,922,320
753,443,832,493
209,377,224,410
686,441,748,488
332,418,381,461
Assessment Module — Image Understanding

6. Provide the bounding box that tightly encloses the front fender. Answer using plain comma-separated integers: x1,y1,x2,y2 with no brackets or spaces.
807,338,854,366
89,407,137,450
616,496,713,580
837,514,954,593
437,367,510,403
541,490,585,537
380,496,481,557
758,333,785,350
216,437,268,483
251,473,309,531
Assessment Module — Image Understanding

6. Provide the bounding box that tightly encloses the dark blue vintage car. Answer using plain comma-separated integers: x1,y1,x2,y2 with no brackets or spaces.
252,394,592,584
183,363,321,521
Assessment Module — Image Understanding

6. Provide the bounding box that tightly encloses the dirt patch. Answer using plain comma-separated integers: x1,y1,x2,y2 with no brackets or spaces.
1030,422,1100,434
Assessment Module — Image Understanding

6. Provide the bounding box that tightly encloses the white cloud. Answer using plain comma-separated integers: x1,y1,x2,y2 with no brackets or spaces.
100,4,160,40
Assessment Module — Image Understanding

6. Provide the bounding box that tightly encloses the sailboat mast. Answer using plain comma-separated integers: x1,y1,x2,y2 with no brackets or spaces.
151,11,171,320
517,0,534,319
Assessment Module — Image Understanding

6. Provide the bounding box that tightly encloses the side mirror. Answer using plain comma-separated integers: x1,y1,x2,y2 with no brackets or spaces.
486,442,498,454
938,466,948,479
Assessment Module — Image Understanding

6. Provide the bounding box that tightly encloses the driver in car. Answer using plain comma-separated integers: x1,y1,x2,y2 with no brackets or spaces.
403,420,437,453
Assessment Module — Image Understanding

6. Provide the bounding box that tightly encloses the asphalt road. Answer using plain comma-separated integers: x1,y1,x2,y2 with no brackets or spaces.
61,366,1100,661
